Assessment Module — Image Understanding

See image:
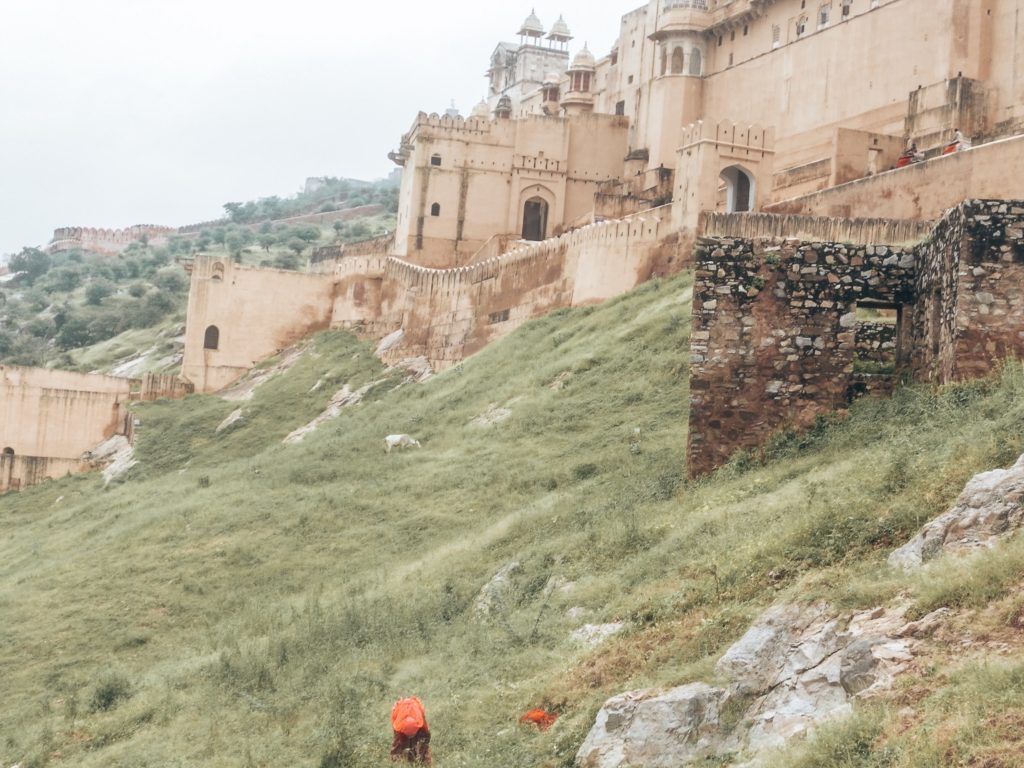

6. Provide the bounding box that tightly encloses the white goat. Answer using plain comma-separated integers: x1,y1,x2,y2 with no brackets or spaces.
384,434,422,453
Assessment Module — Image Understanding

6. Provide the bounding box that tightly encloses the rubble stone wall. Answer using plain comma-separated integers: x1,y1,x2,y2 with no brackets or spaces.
688,200,1024,476
687,234,915,476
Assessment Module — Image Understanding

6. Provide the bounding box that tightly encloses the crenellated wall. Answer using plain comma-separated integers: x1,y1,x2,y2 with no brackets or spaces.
48,225,175,255
180,208,684,390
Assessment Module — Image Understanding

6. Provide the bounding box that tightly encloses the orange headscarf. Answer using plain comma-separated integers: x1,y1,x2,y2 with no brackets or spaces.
391,697,428,736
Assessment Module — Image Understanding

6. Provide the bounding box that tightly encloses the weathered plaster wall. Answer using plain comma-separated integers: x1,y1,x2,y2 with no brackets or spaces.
375,211,675,367
766,135,1024,220
181,257,336,392
0,366,137,492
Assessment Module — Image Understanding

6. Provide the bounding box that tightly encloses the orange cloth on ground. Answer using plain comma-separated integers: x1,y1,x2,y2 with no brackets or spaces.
392,697,428,737
519,708,558,730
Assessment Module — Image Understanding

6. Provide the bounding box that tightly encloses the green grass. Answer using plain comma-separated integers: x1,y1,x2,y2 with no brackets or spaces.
3,270,1024,767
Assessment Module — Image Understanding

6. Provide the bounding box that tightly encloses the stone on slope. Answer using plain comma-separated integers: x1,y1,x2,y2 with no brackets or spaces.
473,561,521,622
889,453,1024,569
575,683,729,768
715,603,841,695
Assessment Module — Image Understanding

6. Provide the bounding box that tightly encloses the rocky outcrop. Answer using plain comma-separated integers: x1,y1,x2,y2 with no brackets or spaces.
83,435,138,486
576,683,730,768
577,602,918,767
473,562,521,622
889,453,1024,569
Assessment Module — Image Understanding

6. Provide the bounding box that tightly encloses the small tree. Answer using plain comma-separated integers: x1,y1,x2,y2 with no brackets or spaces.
295,225,321,244
258,234,277,252
85,278,115,306
287,238,308,257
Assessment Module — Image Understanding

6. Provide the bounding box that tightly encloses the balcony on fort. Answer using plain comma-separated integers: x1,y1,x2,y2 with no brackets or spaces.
653,0,712,38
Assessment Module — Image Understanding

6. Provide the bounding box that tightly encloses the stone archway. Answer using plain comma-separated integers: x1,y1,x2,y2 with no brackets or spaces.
522,197,550,241
720,165,756,213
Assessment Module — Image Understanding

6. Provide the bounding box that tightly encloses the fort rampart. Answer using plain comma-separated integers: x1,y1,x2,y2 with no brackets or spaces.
688,200,1024,476
766,135,1024,221
182,208,684,387
48,225,175,255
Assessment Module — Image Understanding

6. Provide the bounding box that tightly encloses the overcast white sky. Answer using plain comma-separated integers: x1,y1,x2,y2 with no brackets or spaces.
0,1,627,256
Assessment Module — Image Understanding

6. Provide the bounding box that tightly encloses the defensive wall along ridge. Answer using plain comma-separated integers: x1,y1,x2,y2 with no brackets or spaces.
0,366,189,493
688,200,1024,477
182,208,682,388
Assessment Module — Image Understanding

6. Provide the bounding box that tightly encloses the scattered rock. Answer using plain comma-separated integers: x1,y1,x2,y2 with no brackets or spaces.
83,435,137,486
896,607,951,639
473,562,521,622
376,329,405,355
566,606,591,620
220,344,308,401
393,356,433,382
283,383,372,444
570,622,624,648
889,453,1024,569
216,408,244,433
548,371,573,390
715,603,841,695
470,403,513,427
576,683,730,768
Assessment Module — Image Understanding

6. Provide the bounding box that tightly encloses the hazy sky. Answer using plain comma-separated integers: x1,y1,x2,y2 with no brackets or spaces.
0,1,626,256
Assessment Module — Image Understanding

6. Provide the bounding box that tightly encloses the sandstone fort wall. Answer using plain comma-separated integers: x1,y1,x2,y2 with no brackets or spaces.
182,258,336,392
766,135,1024,220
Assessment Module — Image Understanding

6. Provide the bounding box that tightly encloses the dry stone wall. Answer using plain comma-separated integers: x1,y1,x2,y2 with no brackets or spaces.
689,201,1024,477
687,234,915,476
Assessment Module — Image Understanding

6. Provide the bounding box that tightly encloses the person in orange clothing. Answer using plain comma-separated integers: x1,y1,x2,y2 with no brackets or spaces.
390,696,432,764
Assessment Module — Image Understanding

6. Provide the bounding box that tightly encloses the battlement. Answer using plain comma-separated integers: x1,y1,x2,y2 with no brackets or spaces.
49,225,175,254
384,209,665,291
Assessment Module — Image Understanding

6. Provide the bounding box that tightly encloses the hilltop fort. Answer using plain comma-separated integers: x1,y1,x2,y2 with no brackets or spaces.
6,0,1024,492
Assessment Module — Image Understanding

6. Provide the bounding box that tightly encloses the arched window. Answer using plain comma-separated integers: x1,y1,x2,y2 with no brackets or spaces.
689,48,702,75
204,325,220,350
660,47,668,75
211,262,224,282
522,197,549,241
671,47,685,74
720,166,756,213
430,154,442,167
430,203,441,217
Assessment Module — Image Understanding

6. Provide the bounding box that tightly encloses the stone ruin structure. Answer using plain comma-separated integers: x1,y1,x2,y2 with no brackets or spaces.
688,200,1024,475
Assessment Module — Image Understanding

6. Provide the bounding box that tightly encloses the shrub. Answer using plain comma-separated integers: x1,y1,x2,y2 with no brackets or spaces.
88,670,132,712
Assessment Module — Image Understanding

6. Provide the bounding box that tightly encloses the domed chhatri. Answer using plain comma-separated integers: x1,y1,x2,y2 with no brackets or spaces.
570,44,596,71
547,14,573,43
518,8,545,38
471,99,491,119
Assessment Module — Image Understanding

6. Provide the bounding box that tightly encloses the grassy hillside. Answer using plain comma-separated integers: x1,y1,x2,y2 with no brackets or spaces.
3,271,1024,767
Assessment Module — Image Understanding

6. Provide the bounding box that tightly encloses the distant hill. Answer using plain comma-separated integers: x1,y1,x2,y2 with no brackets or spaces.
0,178,397,373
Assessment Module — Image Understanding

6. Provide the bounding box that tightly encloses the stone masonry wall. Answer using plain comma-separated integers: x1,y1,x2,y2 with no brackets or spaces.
688,236,916,477
923,201,1024,382
689,201,1024,477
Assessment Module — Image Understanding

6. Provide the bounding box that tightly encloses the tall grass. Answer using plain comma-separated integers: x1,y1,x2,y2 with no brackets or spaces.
3,270,1024,766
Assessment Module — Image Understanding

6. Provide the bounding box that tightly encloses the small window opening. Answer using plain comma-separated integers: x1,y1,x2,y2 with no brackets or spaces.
430,154,442,167
689,48,702,75
488,308,511,324
842,0,852,16
2,447,13,456
728,52,734,66
211,262,224,282
204,325,220,351
615,100,625,115
772,24,781,48
796,15,808,36
819,4,831,27
430,202,441,217
671,46,684,74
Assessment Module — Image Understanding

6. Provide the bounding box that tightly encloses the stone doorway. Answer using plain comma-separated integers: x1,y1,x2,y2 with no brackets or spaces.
522,197,549,241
